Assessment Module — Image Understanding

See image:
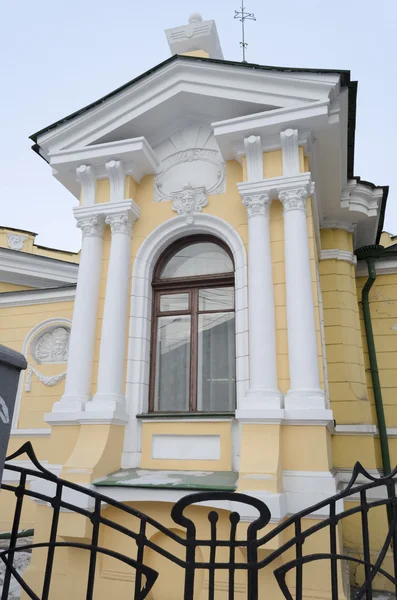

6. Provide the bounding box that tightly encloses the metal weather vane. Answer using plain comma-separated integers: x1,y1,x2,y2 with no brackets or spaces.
234,1,256,63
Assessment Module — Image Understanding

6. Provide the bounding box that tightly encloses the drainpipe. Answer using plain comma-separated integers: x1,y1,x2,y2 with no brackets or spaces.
355,245,391,476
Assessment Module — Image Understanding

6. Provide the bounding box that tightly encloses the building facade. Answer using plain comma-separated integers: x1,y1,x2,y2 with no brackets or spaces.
1,13,396,599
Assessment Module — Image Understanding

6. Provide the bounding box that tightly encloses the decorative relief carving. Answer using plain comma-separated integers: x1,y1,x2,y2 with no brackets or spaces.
34,327,70,363
76,165,97,206
76,215,105,238
155,148,225,203
242,193,271,218
154,125,226,203
25,365,66,392
171,183,208,224
278,187,308,213
105,211,133,236
7,234,27,251
106,160,126,204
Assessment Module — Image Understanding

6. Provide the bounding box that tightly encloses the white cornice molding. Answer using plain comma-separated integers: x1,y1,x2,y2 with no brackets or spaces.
0,286,76,308
320,249,357,265
356,258,397,277
213,101,330,161
237,172,312,201
37,61,339,155
341,180,383,217
334,424,377,436
320,220,355,234
73,199,140,223
10,428,51,437
50,138,158,199
0,248,78,288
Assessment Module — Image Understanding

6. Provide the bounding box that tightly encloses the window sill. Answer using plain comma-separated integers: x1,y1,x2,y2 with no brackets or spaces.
136,411,235,420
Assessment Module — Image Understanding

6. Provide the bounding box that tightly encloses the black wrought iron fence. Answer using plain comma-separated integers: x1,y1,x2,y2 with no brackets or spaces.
1,442,397,599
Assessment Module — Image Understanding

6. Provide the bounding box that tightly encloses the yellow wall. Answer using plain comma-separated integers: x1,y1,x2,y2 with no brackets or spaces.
320,229,370,425
0,301,74,436
357,273,397,430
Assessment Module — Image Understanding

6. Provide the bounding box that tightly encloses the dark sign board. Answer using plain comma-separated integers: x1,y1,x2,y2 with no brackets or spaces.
0,345,27,483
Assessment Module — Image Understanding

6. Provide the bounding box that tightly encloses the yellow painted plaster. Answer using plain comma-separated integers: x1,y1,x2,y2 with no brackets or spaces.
238,424,282,492
320,229,370,424
0,282,33,292
282,426,332,471
61,424,126,483
182,49,209,58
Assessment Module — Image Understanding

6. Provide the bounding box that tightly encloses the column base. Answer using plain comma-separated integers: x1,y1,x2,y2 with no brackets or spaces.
236,388,284,421
284,388,333,424
51,394,91,413
85,392,128,423
285,388,326,409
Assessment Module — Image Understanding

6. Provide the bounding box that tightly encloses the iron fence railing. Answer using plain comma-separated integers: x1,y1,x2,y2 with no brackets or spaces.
1,442,397,599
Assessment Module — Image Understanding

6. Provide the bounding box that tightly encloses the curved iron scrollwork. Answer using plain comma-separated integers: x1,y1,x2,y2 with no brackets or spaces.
1,442,397,599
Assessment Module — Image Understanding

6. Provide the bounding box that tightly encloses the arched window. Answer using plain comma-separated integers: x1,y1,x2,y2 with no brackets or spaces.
149,236,236,413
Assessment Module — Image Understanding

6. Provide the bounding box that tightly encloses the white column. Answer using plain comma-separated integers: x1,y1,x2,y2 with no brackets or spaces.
236,135,282,418
279,185,325,410
87,201,140,417
238,191,283,416
51,214,105,414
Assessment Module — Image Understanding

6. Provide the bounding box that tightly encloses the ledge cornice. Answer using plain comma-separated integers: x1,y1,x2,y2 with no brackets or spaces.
237,173,312,200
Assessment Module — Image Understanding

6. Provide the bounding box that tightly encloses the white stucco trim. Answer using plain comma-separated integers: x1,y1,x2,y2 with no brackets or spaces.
0,286,76,307
122,214,248,469
356,258,397,277
12,318,72,430
320,249,357,265
0,248,78,288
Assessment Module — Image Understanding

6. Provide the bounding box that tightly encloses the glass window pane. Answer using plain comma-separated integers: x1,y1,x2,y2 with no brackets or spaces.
199,287,234,311
197,313,236,412
154,316,190,412
161,242,233,279
160,293,189,312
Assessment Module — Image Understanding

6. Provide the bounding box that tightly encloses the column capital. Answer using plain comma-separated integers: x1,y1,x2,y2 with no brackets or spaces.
242,193,271,218
278,186,309,213
76,215,105,238
105,211,134,236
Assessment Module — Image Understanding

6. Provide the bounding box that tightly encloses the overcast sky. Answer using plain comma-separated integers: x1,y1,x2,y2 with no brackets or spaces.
1,0,396,252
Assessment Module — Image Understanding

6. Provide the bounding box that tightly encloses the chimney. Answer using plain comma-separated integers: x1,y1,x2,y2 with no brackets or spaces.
165,13,224,60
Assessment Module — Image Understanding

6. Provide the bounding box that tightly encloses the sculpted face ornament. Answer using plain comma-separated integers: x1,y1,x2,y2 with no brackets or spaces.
171,183,208,224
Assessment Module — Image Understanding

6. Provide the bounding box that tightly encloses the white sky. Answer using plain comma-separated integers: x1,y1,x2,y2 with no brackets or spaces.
1,0,396,252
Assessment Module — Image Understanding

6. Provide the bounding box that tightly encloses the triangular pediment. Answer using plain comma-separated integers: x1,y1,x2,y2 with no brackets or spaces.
33,56,341,159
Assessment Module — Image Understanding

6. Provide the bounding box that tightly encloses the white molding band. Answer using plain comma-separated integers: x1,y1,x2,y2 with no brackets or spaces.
88,200,140,419
10,428,51,437
356,258,397,277
0,287,76,308
0,248,78,288
122,213,249,468
320,249,357,265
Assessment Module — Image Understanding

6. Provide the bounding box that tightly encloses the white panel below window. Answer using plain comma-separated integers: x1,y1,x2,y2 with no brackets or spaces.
151,434,221,460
